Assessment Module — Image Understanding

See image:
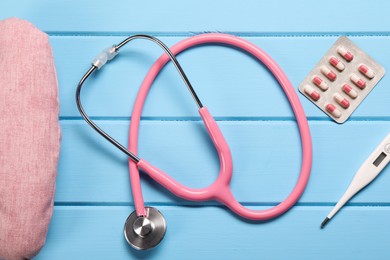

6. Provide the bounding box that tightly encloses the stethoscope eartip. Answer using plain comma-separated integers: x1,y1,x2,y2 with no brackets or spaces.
124,207,166,250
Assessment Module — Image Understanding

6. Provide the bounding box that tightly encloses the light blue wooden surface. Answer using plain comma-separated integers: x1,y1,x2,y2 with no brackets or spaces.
2,0,390,259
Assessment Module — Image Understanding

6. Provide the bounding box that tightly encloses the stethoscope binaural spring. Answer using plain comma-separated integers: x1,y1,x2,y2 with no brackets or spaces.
76,33,312,251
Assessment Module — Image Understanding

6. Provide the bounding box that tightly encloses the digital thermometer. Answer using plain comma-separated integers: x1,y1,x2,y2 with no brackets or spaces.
321,132,390,228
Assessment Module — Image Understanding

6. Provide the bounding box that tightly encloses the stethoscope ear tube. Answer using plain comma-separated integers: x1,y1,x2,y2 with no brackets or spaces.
76,65,141,163
75,35,204,166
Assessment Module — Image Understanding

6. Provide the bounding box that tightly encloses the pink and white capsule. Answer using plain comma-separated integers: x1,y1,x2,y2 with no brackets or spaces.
359,64,375,79
334,93,350,109
350,73,366,89
326,103,341,118
329,56,345,71
320,66,337,81
304,85,320,101
342,84,358,99
312,76,329,91
337,46,353,62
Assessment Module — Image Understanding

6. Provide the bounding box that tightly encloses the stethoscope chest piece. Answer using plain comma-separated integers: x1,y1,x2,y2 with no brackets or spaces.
124,207,166,250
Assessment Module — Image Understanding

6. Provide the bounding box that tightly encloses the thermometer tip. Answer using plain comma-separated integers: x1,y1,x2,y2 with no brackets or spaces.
320,217,330,229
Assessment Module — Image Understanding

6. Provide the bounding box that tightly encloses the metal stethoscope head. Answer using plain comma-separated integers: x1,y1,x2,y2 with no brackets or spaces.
76,33,312,251
124,207,166,250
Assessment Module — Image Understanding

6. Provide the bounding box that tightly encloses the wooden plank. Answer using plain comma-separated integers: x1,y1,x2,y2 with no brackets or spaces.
53,36,390,118
1,0,390,34
55,120,390,204
3,1,390,260
36,206,390,260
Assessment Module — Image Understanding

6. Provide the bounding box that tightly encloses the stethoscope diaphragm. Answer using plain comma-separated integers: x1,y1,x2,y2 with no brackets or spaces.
124,207,166,250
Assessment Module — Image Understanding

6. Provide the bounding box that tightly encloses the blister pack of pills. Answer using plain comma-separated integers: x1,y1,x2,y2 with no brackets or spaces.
298,36,385,123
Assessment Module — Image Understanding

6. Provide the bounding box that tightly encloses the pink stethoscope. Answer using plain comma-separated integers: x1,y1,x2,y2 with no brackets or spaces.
76,33,312,250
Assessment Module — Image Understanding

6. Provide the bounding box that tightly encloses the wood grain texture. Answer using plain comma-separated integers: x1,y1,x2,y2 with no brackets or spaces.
51,36,390,118
1,0,389,259
57,120,390,204
1,0,390,33
36,206,390,260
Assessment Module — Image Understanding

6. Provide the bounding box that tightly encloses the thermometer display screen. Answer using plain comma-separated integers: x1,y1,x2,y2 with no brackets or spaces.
373,152,387,167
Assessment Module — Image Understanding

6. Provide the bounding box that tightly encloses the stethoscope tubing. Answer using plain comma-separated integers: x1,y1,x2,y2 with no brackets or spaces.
128,33,312,220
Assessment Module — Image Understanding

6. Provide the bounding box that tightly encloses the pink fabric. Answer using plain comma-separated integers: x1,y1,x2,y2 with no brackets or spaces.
0,18,60,259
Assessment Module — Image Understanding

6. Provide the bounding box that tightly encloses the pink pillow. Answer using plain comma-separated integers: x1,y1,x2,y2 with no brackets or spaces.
0,18,61,259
